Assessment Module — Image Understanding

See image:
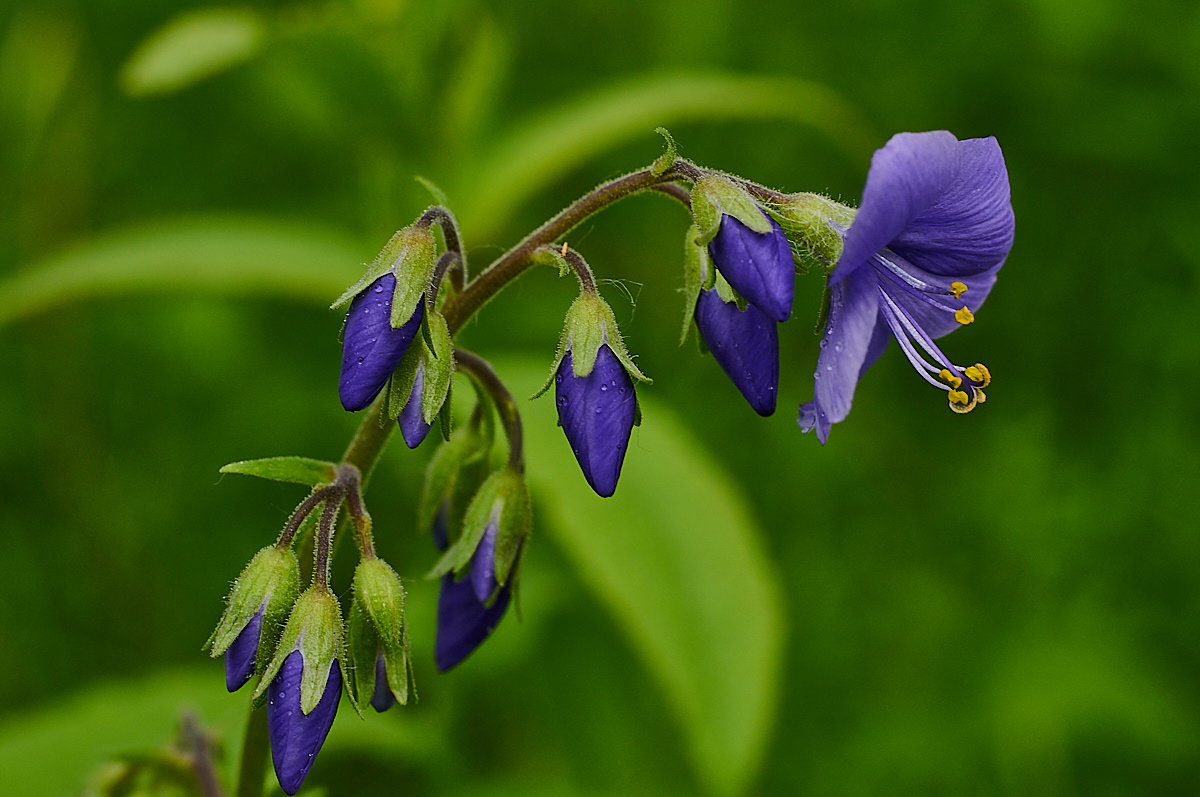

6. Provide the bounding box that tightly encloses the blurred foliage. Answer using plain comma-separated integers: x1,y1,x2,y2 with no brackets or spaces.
1,0,1199,795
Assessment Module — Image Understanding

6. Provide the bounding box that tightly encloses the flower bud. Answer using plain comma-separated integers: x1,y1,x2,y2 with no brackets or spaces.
536,292,649,497
691,176,794,322
206,546,300,692
693,283,779,416
389,309,454,448
346,558,413,711
255,586,345,794
332,225,438,411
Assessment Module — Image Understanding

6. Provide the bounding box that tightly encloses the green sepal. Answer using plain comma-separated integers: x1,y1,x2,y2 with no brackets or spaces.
690,175,772,245
329,225,438,334
428,467,521,579
253,585,344,715
532,291,651,399
491,474,531,589
416,418,491,536
347,559,414,709
713,269,745,309
219,457,337,487
679,224,711,346
421,311,454,425
413,175,450,207
206,546,300,666
385,343,422,423
774,192,856,270
650,126,677,177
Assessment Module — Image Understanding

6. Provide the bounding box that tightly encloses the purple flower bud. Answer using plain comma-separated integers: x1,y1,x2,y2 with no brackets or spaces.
267,650,342,795
339,274,425,412
224,605,264,692
693,289,779,416
435,568,512,673
369,651,395,713
707,214,794,322
555,345,636,498
398,360,433,448
470,521,499,603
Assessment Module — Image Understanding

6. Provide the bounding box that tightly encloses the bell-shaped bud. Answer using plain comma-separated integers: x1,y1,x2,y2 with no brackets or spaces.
535,292,649,497
206,546,300,692
332,225,438,412
428,467,530,669
254,586,344,795
346,558,413,712
775,192,857,268
694,278,780,416
691,175,794,322
388,309,455,448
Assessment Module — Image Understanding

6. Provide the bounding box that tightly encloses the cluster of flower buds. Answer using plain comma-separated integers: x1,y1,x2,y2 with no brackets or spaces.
209,129,1014,794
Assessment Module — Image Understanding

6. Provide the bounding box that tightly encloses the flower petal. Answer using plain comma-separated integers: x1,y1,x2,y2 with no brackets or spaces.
693,290,779,416
798,272,882,443
369,651,395,713
224,605,263,692
435,574,511,672
268,651,341,795
834,131,961,284
875,254,1001,341
398,359,433,448
338,274,424,412
470,520,499,603
888,136,1014,277
707,214,795,322
555,345,636,498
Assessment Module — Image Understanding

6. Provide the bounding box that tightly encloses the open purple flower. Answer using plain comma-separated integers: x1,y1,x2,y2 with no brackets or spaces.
224,604,264,692
338,273,425,412
708,213,794,323
267,651,342,795
556,346,636,498
798,131,1014,443
693,288,779,416
433,508,512,672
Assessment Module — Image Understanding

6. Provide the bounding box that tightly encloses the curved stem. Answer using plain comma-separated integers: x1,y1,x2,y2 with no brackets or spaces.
440,164,692,335
454,348,524,473
545,245,597,294
419,206,466,290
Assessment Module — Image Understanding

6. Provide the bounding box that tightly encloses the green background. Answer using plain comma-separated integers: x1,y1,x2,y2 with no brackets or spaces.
2,0,1198,794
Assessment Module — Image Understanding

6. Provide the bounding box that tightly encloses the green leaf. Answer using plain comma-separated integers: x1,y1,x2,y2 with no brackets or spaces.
219,456,337,486
458,72,878,239
120,7,267,97
497,357,785,797
0,214,364,329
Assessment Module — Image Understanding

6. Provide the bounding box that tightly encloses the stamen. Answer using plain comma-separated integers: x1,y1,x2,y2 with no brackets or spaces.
950,282,968,299
937,368,962,389
975,389,987,404
964,363,991,387
955,306,975,325
947,389,977,414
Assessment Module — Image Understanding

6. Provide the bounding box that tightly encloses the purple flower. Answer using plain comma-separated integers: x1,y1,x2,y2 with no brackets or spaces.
267,650,342,795
798,131,1014,443
432,506,512,672
693,289,779,416
555,345,636,498
224,604,263,692
369,651,395,712
398,360,433,448
708,214,794,323
338,273,425,412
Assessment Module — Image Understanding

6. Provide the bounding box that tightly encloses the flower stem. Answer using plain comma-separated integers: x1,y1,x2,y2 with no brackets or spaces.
233,701,269,797
454,348,524,473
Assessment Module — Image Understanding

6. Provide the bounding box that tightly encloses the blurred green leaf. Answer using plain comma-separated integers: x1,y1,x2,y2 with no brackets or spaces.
120,7,267,97
0,215,363,328
220,456,337,485
459,72,878,238
498,357,785,797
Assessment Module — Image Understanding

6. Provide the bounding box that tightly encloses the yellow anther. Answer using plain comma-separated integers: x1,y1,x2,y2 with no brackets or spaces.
937,368,962,389
947,389,976,414
561,242,569,256
950,282,968,299
955,306,975,325
975,389,987,404
967,362,991,387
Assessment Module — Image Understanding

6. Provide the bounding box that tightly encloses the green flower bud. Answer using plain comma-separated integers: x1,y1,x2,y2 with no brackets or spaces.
689,174,773,244
429,466,531,592
775,192,857,269
347,558,414,711
533,290,649,399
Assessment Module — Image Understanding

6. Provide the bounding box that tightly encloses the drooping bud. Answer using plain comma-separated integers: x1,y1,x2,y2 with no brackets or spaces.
346,558,413,712
254,586,345,794
332,225,438,411
691,175,794,322
775,192,856,268
388,309,455,448
693,275,780,416
535,291,649,497
206,546,300,692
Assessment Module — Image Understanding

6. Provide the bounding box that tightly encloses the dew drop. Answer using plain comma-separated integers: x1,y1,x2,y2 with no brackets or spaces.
825,364,833,372
599,383,608,392
595,407,602,414
357,356,365,365
374,284,384,293
819,339,827,349
558,396,568,407
834,342,843,352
